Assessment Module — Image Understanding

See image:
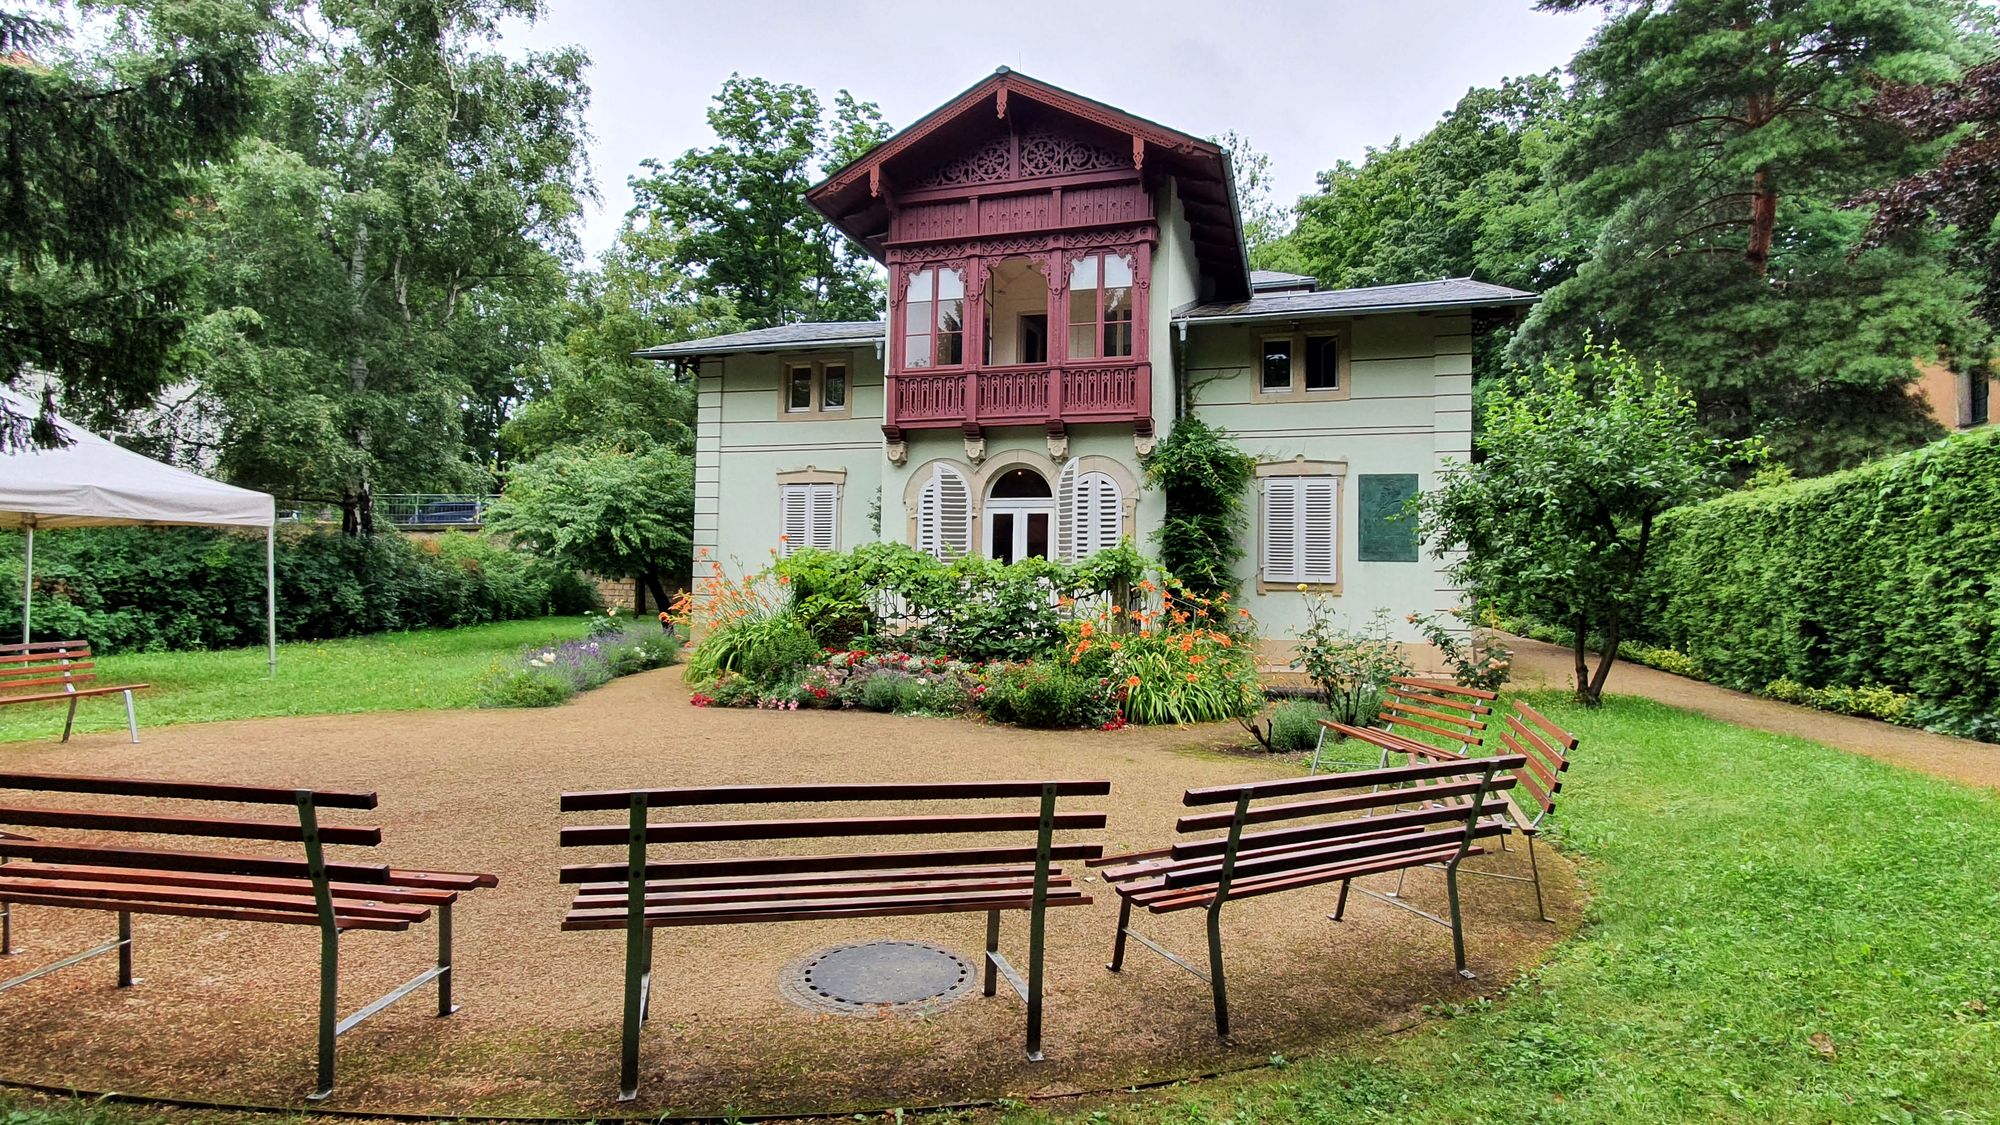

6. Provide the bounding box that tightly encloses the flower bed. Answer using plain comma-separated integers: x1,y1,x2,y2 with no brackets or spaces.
477,612,682,707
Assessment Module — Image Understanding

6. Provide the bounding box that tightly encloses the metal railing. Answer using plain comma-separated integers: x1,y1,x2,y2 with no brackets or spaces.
278,494,499,528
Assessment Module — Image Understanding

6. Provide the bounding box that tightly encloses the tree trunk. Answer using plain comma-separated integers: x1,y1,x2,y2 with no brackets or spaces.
1571,612,1594,705
1585,605,1623,706
1746,164,1777,277
345,218,373,537
640,569,673,618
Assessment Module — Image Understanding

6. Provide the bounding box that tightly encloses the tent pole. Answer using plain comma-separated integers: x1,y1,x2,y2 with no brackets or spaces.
266,524,277,677
20,521,31,644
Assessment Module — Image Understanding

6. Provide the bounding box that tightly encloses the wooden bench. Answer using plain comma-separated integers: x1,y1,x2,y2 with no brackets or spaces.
558,780,1109,1101
1312,676,1497,773
0,640,149,743
0,770,498,1100
1089,756,1522,1036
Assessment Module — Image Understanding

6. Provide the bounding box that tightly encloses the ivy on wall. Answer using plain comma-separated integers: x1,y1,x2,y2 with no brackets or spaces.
1142,416,1256,600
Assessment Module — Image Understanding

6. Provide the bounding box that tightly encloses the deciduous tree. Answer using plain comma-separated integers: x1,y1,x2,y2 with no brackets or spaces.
1419,342,1750,705
485,443,695,612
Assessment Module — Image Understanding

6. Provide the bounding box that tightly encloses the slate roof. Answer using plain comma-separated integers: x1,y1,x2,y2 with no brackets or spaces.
1249,270,1319,292
1185,277,1536,322
632,321,885,359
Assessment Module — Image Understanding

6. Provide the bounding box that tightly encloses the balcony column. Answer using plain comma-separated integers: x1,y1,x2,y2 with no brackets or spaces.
963,257,985,436
1046,249,1067,433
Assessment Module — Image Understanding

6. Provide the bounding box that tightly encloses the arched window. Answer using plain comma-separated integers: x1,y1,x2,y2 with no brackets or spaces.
1055,459,1125,561
902,267,965,368
1067,252,1135,360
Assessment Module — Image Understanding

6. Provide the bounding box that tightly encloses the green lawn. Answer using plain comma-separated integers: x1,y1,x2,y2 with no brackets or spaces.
2,693,1997,1122
997,695,2000,1124
0,616,588,744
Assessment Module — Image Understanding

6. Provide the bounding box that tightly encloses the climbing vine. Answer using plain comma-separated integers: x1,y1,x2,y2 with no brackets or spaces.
1141,416,1256,601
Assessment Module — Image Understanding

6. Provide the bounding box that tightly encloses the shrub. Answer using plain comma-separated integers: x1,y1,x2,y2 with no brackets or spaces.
1640,427,2000,733
1409,608,1513,693
1292,602,1412,726
1268,701,1333,753
475,665,576,708
685,609,820,686
0,526,592,653
1620,641,1706,680
859,671,909,713
1763,677,1918,726
980,663,1116,729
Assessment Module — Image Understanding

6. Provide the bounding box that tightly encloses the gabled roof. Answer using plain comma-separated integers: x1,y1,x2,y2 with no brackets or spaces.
632,321,884,360
807,68,1251,302
1184,278,1537,323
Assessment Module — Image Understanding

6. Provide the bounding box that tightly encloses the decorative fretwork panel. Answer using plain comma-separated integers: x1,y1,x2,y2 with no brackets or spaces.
1063,366,1143,414
910,127,1130,191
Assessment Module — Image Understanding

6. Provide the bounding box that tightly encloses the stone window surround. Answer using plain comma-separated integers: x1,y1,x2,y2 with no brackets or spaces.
1252,324,1353,404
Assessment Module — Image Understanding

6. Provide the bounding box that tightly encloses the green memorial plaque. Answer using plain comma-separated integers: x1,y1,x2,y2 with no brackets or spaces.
1357,474,1420,562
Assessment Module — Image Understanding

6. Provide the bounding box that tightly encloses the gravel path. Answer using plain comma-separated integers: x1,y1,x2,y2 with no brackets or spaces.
0,668,1575,1117
1504,634,2000,789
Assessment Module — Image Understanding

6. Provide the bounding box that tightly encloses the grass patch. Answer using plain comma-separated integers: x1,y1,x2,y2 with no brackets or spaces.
1004,694,2000,1123
0,616,591,744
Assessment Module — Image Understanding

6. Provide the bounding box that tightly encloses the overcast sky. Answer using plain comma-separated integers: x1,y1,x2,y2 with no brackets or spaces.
499,2,1601,260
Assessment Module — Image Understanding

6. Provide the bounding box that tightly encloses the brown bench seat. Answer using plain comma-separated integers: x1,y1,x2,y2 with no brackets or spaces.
1091,756,1522,1036
559,780,1108,1101
0,640,148,743
0,770,498,1101
1314,676,1499,772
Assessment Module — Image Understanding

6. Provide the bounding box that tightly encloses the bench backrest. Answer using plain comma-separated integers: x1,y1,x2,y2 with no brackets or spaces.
1498,701,1577,825
557,781,1109,892
1375,676,1496,753
0,770,390,887
0,640,99,696
1161,756,1525,903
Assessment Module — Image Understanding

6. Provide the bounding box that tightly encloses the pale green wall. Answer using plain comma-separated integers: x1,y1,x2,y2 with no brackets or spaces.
693,345,890,576
1181,313,1473,644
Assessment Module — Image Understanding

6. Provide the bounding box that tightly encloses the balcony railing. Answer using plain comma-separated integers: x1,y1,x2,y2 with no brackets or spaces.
888,360,1151,432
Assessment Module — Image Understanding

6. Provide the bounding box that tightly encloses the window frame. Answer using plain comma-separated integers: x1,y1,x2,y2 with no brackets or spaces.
1256,460,1347,594
776,470,845,556
1066,251,1138,361
775,355,856,420
1251,324,1352,403
899,266,966,371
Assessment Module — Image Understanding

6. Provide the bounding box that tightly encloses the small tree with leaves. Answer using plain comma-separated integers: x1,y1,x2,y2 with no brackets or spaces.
1419,342,1749,705
485,444,694,614
1142,416,1255,601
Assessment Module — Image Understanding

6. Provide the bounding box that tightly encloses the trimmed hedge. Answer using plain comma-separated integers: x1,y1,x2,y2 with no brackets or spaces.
0,527,598,653
1638,428,2000,733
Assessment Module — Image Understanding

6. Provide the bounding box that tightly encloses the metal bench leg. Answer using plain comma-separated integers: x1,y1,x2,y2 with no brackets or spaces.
436,901,458,1016
982,909,1000,997
1446,862,1472,980
1527,835,1552,923
310,926,338,1100
1308,725,1326,775
1332,879,1352,921
1106,896,1132,972
123,689,138,744
116,911,134,986
1,899,10,956
618,791,648,1101
61,696,78,742
1205,903,1229,1038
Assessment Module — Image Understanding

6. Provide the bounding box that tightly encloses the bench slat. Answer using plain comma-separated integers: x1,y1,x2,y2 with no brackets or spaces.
1382,699,1486,731
0,875,432,922
1163,820,1508,890
1181,755,1526,806
1389,676,1497,702
0,805,382,845
1174,776,1499,834
571,873,1072,910
0,772,377,809
1140,843,1476,913
1165,803,1500,868
577,863,1043,895
3,864,462,906
0,889,413,931
0,838,391,883
560,811,1105,848
563,886,1093,930
560,779,1112,811
0,640,94,656
560,842,1104,885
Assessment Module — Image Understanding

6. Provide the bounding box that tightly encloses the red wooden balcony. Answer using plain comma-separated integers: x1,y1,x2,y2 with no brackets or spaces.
886,360,1152,434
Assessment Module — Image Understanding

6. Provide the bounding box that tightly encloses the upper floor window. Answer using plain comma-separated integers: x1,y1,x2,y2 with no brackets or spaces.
781,359,851,419
1067,253,1135,360
903,267,965,368
1255,327,1349,402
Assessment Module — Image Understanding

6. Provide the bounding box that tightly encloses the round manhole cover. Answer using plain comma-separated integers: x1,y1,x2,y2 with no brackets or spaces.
779,940,975,1017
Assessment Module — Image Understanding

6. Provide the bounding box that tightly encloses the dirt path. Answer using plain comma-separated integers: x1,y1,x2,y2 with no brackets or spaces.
0,668,1576,1118
1504,633,2000,790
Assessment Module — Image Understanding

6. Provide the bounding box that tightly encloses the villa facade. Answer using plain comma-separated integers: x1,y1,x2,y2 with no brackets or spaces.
640,70,1535,647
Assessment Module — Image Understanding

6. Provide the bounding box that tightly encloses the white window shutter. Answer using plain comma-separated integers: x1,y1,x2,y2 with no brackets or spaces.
1074,471,1122,559
808,483,839,551
1301,477,1339,583
1262,477,1299,583
780,485,810,557
1054,459,1079,561
917,464,972,559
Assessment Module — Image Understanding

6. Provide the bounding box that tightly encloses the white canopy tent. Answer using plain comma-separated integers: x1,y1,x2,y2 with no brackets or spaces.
0,388,278,673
